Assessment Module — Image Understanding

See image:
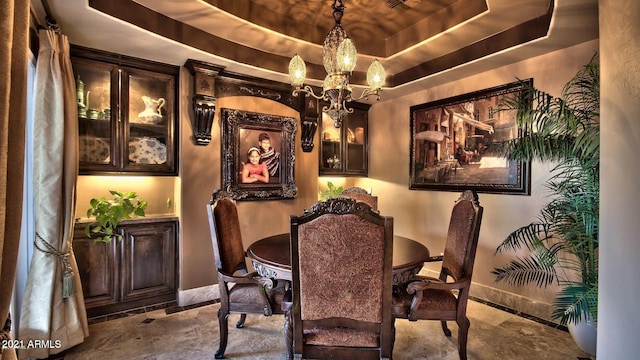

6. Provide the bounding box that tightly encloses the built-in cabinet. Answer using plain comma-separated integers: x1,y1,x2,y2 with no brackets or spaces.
73,218,178,318
318,102,370,176
71,46,179,175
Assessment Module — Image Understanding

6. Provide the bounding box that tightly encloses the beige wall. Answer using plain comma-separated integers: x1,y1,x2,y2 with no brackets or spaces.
76,176,177,217
77,40,600,318
179,69,319,288
599,0,640,357
358,40,599,308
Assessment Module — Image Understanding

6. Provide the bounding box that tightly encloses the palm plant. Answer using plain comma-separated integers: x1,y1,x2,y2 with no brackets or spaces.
491,55,599,326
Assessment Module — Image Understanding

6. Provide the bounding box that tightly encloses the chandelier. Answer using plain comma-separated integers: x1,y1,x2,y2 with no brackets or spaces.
288,0,385,128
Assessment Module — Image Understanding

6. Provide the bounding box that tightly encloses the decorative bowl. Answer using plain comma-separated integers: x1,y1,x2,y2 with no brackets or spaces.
79,135,110,163
128,137,167,164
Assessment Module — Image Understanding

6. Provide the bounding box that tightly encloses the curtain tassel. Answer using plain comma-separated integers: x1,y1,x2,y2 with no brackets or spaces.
62,256,76,298
35,232,76,298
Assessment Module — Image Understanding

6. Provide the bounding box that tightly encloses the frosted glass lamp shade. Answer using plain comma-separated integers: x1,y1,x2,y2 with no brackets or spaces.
288,54,307,86
336,38,357,73
322,74,333,92
366,59,385,90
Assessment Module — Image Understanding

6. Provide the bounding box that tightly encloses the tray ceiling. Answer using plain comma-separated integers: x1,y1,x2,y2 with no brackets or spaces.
34,0,598,100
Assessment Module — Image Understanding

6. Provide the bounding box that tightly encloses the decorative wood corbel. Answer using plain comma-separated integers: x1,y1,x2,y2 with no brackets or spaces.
184,60,225,145
301,97,319,152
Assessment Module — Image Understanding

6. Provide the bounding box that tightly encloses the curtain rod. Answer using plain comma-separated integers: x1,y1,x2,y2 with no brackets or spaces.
40,0,60,32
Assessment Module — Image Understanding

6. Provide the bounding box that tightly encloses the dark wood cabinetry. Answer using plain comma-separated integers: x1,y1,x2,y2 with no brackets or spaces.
73,218,178,318
71,46,179,175
318,102,371,177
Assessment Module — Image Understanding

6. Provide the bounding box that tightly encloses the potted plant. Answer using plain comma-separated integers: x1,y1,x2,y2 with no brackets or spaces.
84,190,148,243
490,55,599,354
318,181,343,200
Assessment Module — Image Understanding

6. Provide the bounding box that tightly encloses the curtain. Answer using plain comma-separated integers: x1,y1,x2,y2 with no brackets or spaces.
18,30,88,359
0,1,29,359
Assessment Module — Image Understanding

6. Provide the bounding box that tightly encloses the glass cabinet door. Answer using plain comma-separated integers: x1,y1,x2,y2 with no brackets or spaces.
72,46,178,175
318,103,369,177
344,108,367,173
320,112,343,173
74,58,118,171
124,68,175,172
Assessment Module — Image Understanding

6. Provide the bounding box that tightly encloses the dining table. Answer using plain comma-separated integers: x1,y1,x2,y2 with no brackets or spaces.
247,232,431,359
247,233,431,286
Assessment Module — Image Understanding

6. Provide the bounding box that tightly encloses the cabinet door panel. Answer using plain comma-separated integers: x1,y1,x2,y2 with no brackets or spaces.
73,230,118,308
120,223,176,302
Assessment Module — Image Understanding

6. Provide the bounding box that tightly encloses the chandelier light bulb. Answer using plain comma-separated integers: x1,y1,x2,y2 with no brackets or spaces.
336,38,357,73
366,59,386,90
288,54,307,86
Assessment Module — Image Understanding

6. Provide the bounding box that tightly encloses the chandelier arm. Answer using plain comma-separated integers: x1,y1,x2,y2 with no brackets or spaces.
292,85,326,100
350,88,382,102
342,100,355,115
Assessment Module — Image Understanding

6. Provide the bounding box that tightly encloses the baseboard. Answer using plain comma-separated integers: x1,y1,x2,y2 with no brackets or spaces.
177,284,219,307
419,268,558,326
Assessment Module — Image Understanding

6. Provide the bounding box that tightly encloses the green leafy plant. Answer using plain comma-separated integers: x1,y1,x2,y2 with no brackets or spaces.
85,190,148,243
318,181,343,200
491,55,599,326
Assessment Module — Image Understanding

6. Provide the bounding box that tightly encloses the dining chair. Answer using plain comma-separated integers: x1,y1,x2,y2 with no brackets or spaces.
289,197,394,360
392,190,483,360
207,189,287,359
340,186,378,211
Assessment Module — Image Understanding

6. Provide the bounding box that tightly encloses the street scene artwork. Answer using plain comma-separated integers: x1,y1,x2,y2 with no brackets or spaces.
409,80,531,195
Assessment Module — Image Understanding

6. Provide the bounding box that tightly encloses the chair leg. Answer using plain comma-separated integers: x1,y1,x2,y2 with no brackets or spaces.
284,309,293,360
457,317,470,360
216,308,229,359
236,313,247,328
441,320,452,336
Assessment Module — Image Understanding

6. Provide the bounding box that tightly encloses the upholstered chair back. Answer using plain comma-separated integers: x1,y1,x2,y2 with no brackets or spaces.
340,186,378,211
298,213,385,323
211,197,246,275
441,194,481,282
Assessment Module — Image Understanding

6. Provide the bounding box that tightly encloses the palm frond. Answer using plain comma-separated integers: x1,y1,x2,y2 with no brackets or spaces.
491,254,558,288
552,281,598,325
494,222,551,253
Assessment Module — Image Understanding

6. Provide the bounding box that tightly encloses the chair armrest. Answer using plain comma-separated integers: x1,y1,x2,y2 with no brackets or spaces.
406,276,470,293
218,269,279,316
405,276,471,321
218,270,275,288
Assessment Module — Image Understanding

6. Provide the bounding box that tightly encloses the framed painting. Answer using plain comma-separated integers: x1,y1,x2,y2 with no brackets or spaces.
409,80,532,195
221,108,297,200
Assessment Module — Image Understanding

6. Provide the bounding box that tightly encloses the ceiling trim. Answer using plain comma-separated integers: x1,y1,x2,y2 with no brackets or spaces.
390,1,554,87
89,0,553,89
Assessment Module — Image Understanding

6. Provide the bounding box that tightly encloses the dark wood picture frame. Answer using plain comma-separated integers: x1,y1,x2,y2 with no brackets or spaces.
409,80,532,195
221,108,297,201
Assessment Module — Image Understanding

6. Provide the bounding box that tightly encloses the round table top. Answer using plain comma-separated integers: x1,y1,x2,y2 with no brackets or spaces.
247,233,430,272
